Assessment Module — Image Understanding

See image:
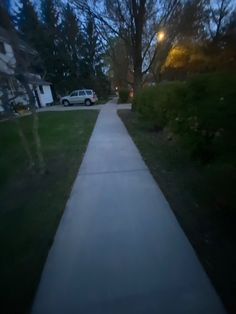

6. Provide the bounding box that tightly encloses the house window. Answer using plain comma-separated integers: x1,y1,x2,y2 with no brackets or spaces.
0,42,6,54
39,85,44,94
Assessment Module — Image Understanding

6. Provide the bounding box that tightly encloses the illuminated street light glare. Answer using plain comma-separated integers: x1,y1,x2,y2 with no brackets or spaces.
157,31,165,42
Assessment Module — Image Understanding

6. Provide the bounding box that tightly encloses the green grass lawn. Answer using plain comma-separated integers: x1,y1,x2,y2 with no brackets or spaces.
0,111,98,314
119,109,235,314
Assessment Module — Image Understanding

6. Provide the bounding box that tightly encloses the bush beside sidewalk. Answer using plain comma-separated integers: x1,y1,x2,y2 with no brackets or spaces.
133,72,236,214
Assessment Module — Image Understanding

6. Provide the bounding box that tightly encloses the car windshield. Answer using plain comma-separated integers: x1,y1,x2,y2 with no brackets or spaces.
86,90,93,95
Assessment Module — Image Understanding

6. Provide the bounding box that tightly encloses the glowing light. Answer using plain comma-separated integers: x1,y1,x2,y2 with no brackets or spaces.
157,31,165,42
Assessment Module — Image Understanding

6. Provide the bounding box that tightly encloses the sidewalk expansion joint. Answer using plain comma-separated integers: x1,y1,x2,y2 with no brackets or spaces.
78,168,148,176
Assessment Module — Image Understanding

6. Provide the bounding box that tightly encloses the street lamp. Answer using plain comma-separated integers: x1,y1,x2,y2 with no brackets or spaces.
157,31,165,42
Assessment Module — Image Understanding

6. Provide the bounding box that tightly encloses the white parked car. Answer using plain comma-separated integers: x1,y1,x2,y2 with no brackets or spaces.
61,89,98,106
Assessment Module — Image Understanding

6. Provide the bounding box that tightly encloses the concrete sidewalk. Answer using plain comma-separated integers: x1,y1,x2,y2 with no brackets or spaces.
32,101,226,314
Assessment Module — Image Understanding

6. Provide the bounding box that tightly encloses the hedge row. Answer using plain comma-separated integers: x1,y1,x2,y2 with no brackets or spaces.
134,73,236,162
134,73,236,211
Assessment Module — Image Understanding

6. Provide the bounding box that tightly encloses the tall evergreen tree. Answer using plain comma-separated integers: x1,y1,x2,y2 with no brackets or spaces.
0,0,13,30
41,0,58,31
81,13,110,95
82,14,100,79
13,0,110,94
16,0,43,51
59,4,82,91
0,0,10,11
40,0,62,86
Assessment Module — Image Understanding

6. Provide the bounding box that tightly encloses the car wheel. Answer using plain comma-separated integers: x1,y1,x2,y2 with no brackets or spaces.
85,99,92,106
63,100,70,107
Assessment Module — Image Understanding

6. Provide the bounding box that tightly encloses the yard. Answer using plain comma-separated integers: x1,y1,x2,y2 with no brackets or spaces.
119,109,236,314
0,111,98,313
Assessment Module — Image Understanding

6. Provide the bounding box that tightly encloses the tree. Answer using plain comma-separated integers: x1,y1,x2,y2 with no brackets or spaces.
73,0,180,94
223,9,236,48
107,38,132,89
40,0,62,87
81,13,98,81
80,13,110,95
59,3,82,91
156,1,236,80
1,0,10,9
173,0,208,40
0,0,12,29
160,43,210,80
15,0,45,74
16,0,43,49
207,0,234,42
102,0,158,94
150,0,208,82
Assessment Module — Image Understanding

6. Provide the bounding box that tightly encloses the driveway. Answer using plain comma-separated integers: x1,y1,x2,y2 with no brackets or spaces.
37,103,105,111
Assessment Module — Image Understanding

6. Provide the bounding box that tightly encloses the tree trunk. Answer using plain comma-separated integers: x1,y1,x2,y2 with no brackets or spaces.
131,0,146,99
133,67,142,95
32,110,45,174
2,86,35,169
14,118,35,170
132,33,143,110
132,31,143,96
20,79,45,174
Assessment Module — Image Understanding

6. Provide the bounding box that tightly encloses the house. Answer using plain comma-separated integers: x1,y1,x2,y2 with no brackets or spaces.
0,28,15,75
0,27,54,111
26,73,54,108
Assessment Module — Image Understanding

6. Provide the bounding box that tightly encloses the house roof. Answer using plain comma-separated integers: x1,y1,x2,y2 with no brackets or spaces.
30,78,52,86
26,73,52,86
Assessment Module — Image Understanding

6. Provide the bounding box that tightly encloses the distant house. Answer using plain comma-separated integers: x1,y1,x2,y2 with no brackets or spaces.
25,73,54,108
0,27,54,111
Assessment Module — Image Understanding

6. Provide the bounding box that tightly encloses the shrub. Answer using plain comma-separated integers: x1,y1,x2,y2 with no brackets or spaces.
135,73,236,163
181,73,236,162
118,89,130,103
134,73,236,214
134,86,159,127
134,82,186,130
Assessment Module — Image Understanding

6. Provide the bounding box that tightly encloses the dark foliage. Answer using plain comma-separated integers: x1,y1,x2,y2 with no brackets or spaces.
15,0,110,97
134,73,236,212
118,89,130,103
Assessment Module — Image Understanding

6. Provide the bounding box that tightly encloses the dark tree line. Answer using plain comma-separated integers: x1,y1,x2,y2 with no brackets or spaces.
72,0,236,92
2,0,236,96
14,0,110,96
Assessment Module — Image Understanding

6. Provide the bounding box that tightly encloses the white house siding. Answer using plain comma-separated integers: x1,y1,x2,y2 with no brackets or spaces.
0,41,15,75
36,85,53,107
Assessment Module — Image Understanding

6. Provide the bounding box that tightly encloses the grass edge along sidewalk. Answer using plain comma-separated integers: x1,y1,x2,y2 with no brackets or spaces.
0,110,98,314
